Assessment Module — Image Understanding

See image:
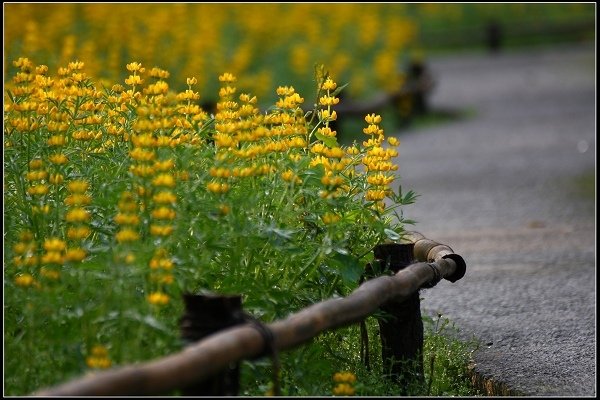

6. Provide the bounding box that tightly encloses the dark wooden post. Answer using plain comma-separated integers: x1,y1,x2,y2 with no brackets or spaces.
179,292,244,396
373,243,424,394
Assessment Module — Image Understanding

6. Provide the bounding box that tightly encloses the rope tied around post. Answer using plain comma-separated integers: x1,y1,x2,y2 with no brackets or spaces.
243,313,281,396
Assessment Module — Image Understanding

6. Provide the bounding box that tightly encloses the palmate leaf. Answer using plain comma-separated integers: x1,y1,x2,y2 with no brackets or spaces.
384,228,401,241
330,82,349,97
331,252,363,285
93,311,171,334
315,130,339,148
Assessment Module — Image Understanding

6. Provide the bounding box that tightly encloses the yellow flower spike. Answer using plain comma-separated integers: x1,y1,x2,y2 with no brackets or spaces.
14,273,35,287
40,266,60,281
152,173,176,188
115,228,140,243
65,247,87,262
64,194,92,206
147,291,170,305
318,109,337,122
322,78,337,91
43,238,67,252
125,74,143,86
332,383,355,396
67,180,89,193
47,135,66,146
13,57,33,71
322,213,341,225
186,77,197,86
114,213,140,226
68,60,84,71
387,136,400,146
126,62,143,72
150,224,174,236
364,113,382,124
129,147,156,162
153,191,177,204
48,153,68,165
276,86,296,96
28,159,43,169
66,208,90,223
67,226,91,240
218,73,237,83
319,95,340,106
151,207,176,220
41,251,64,265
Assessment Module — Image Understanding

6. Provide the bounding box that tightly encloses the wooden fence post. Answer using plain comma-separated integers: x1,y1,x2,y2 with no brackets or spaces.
179,292,244,396
373,243,424,394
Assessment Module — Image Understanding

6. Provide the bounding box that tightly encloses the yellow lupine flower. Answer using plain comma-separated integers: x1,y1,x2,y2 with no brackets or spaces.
67,226,91,240
48,153,68,165
64,194,92,206
27,184,49,196
68,60,84,70
126,62,143,72
40,266,60,280
333,372,357,383
332,383,355,396
153,191,177,204
322,213,341,225
319,109,337,122
153,159,175,171
49,173,64,185
43,238,67,252
322,78,337,91
113,213,140,225
151,207,176,220
150,224,174,236
319,95,340,106
367,174,394,186
86,345,111,369
129,147,156,161
125,74,143,86
66,208,90,223
147,291,170,305
65,247,87,262
387,136,400,146
41,251,64,265
29,158,44,169
206,182,230,194
26,170,48,181
116,228,140,243
152,173,176,188
366,189,386,201
14,273,35,287
364,114,382,124
218,73,236,83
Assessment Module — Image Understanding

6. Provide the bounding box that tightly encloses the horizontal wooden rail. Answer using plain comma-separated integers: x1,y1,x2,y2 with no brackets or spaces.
32,231,464,396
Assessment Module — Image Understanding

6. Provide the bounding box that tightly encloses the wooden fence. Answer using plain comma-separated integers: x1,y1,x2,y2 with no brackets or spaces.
32,231,466,396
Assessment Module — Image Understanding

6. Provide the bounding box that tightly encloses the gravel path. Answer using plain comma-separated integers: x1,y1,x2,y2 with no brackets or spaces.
392,43,596,396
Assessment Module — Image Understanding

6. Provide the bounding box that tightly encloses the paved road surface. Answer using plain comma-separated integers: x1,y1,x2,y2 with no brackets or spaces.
392,43,596,396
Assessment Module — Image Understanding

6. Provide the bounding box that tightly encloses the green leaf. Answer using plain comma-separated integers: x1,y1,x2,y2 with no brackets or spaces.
301,164,326,185
384,228,401,241
331,82,349,97
402,190,419,205
332,253,363,284
315,130,339,148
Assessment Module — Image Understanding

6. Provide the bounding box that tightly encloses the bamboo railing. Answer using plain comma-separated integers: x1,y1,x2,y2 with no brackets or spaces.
32,231,465,396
